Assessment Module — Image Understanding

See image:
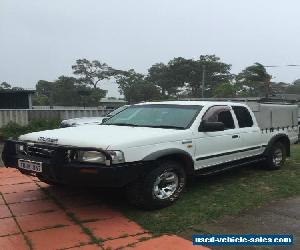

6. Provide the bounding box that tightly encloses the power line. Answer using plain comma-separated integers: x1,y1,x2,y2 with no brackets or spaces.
264,64,300,68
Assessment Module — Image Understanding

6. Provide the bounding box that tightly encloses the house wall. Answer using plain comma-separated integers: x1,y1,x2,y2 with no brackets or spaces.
0,92,32,109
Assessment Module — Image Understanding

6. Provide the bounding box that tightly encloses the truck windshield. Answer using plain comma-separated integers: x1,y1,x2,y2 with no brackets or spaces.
103,104,202,129
107,105,129,117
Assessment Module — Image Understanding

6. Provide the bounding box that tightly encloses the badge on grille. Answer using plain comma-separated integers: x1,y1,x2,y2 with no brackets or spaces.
37,137,59,144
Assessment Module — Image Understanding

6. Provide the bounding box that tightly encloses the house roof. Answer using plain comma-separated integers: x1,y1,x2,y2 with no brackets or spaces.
0,89,35,94
272,93,300,101
99,98,126,103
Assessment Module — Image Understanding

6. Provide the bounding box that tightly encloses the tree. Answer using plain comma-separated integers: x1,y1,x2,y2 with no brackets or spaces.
0,82,11,89
129,82,161,103
149,55,233,98
293,79,300,85
0,82,25,91
51,76,81,106
72,59,116,89
33,76,106,106
147,63,176,97
116,69,161,103
236,63,272,97
285,79,300,94
167,57,194,96
11,87,24,90
189,55,233,97
213,83,237,97
34,80,55,105
79,87,107,107
147,55,233,99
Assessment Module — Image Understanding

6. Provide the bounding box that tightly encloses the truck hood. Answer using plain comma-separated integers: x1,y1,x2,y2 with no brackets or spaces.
19,125,191,149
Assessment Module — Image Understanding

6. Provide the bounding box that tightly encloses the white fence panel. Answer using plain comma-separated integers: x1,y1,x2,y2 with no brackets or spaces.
59,109,110,120
0,110,29,127
0,109,112,128
32,106,101,110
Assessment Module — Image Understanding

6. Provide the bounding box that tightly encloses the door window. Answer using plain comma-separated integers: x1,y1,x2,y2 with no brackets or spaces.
203,106,235,130
232,106,254,128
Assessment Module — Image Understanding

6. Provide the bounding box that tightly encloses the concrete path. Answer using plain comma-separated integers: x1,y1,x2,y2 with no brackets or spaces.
185,197,300,250
0,168,209,250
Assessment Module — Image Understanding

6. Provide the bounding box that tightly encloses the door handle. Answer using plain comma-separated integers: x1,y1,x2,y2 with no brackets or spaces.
182,140,192,144
232,134,239,139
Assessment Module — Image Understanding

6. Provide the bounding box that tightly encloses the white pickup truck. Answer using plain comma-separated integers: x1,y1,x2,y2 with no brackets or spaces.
2,101,298,209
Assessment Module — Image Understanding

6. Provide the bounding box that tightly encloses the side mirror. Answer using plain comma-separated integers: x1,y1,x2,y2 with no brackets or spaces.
199,121,225,132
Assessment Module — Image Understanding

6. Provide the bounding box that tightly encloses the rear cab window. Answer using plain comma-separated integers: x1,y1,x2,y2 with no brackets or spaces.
232,106,254,128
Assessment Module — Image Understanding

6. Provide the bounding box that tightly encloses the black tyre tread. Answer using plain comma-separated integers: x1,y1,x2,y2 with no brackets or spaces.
264,142,286,170
127,160,186,210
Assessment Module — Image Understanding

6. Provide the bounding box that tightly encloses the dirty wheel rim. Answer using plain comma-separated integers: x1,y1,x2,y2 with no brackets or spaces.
273,148,283,166
153,171,179,200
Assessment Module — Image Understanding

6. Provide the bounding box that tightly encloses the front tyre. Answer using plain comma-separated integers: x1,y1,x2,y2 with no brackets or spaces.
127,160,186,209
265,142,286,170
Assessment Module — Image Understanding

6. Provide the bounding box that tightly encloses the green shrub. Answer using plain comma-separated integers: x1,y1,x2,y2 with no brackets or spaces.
0,119,61,140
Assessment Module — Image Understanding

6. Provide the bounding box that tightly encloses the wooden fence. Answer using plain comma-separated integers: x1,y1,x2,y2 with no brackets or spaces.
0,109,112,128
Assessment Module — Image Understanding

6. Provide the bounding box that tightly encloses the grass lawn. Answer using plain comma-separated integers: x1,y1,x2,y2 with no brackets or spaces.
121,144,300,235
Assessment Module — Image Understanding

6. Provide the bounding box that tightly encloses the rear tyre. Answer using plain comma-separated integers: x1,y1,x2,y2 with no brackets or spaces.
264,142,286,170
127,160,186,210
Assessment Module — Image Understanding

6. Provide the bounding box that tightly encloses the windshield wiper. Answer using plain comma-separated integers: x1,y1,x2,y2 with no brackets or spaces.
105,123,139,127
104,123,185,129
146,125,185,129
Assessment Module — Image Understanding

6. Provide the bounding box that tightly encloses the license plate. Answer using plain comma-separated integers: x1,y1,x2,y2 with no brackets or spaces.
18,159,43,173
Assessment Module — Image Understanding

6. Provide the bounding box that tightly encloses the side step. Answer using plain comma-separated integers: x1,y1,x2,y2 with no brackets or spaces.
194,156,266,176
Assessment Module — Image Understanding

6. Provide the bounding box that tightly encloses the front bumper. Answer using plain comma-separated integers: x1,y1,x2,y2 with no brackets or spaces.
2,140,153,187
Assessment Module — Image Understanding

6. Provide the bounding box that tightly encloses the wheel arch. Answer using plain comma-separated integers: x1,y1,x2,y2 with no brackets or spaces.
142,149,194,175
264,134,290,157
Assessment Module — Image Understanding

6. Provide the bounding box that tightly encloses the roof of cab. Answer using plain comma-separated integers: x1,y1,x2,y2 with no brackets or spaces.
136,100,248,107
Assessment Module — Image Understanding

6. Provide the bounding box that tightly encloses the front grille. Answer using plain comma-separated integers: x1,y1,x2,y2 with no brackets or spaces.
26,145,55,158
17,144,56,159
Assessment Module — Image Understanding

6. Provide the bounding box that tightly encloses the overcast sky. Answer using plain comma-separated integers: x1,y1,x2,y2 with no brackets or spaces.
1,0,300,97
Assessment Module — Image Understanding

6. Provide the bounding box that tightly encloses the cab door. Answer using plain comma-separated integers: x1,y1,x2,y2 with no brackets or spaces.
194,105,243,170
231,105,265,158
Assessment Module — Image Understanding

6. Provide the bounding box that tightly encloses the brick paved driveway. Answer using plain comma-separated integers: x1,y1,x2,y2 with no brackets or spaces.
0,167,209,250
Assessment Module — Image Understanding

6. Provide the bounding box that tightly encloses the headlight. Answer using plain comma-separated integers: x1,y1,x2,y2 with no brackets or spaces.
77,151,106,164
76,150,125,165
